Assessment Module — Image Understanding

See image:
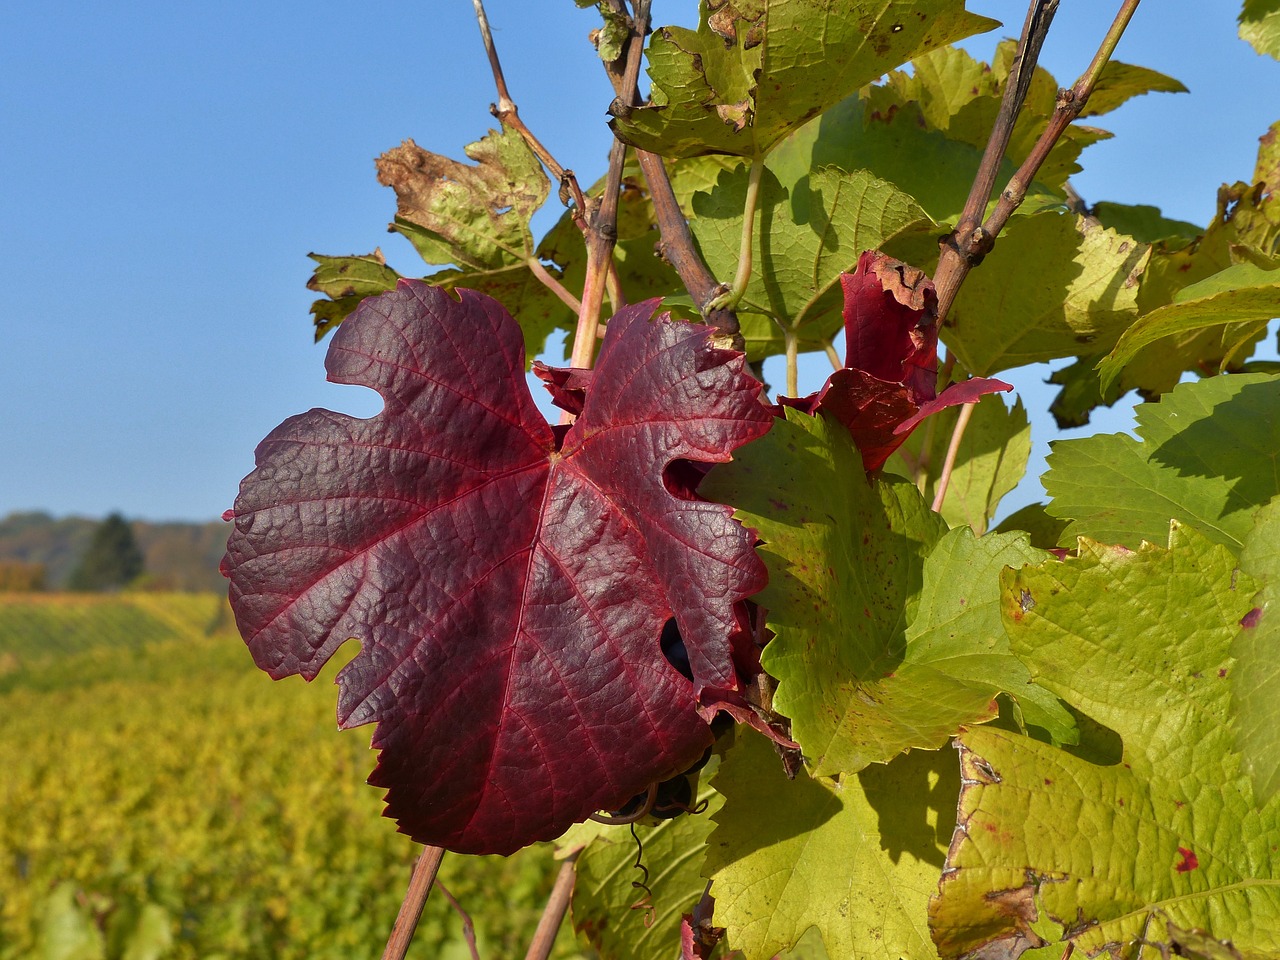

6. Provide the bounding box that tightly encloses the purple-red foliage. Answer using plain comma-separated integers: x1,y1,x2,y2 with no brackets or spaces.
781,251,1012,470
222,281,770,854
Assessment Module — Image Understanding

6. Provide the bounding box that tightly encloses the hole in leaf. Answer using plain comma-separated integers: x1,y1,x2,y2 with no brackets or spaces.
661,617,693,681
663,458,710,501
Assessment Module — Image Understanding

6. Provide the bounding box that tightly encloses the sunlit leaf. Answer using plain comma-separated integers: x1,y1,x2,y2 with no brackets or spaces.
931,524,1280,957
1232,498,1280,803
1044,373,1280,552
223,283,771,853
1240,0,1280,60
703,410,1074,777
1080,61,1188,117
705,729,956,959
942,211,1148,377
612,1,997,159
1099,261,1280,391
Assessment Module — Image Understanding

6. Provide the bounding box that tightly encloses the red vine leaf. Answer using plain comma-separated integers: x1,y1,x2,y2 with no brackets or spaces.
222,281,770,854
781,251,1012,470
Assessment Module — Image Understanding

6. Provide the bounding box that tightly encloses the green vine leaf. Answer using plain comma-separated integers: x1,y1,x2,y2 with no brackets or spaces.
930,524,1280,958
866,43,1169,190
305,251,402,341
1232,498,1280,804
1240,0,1280,60
1089,201,1204,244
690,163,931,359
941,210,1149,377
705,729,957,960
783,93,1018,229
373,128,573,357
1080,60,1189,117
1099,262,1280,391
1044,373,1280,552
702,410,1074,777
888,393,1031,535
567,772,724,960
1047,148,1280,427
612,1,997,160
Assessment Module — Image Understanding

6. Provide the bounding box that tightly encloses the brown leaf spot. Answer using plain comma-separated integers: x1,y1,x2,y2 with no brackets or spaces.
715,100,754,132
868,253,932,313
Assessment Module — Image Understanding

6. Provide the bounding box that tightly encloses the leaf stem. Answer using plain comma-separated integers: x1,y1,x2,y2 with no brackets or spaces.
931,401,977,513
824,339,842,371
564,0,655,377
709,157,764,311
784,329,799,397
471,0,609,321
382,845,445,960
523,852,579,960
527,257,583,313
436,882,481,960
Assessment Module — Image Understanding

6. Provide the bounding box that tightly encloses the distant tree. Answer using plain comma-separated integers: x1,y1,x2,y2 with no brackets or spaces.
67,513,145,591
0,560,46,591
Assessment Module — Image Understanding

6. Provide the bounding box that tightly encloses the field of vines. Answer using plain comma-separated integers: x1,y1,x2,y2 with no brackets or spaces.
0,592,584,959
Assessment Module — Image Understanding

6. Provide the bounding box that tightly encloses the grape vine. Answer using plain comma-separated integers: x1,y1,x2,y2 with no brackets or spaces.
223,1,1280,957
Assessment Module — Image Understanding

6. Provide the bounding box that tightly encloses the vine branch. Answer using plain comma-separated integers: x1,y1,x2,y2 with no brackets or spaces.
981,0,1142,240
436,882,481,960
933,0,1143,323
472,0,587,214
473,0,625,353
933,0,1060,323
569,136,629,372
382,845,445,960
523,852,579,960
602,2,741,341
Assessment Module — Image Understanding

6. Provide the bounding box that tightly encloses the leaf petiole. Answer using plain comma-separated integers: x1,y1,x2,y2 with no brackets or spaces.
784,328,800,397
931,400,977,513
709,157,765,313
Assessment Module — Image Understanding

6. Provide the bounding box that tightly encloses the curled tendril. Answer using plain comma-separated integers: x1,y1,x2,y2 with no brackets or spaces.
587,782,658,824
628,823,657,927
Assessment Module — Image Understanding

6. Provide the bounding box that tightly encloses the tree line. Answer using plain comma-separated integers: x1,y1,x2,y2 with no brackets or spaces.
0,511,228,592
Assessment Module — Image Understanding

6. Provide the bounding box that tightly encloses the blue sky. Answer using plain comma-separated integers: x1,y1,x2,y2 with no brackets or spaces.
2,1,1277,522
